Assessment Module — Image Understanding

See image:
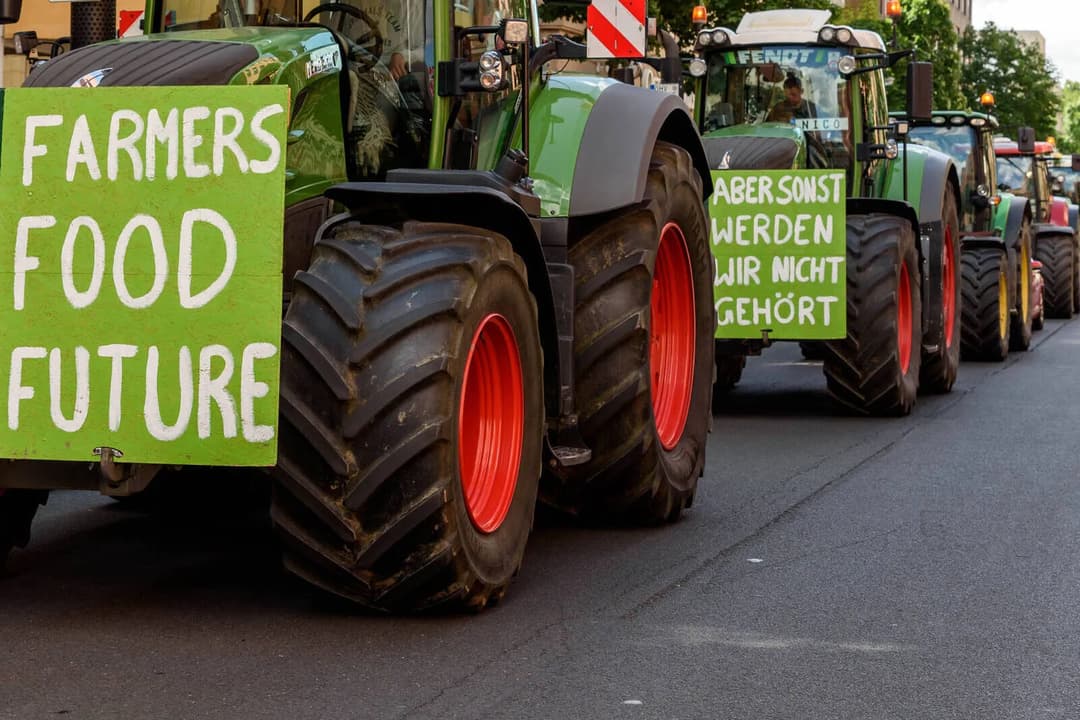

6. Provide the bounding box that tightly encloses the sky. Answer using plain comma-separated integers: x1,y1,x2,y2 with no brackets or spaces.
974,0,1080,83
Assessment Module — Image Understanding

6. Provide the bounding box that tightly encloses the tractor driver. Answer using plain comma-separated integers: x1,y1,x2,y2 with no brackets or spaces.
767,73,818,123
325,0,432,176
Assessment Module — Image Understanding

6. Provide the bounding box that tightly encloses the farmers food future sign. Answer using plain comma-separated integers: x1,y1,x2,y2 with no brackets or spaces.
0,86,288,465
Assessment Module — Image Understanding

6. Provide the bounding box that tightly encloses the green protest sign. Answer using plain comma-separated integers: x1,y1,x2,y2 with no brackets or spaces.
709,169,846,340
0,86,288,465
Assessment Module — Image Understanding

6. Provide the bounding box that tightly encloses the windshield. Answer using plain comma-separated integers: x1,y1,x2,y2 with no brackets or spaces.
1051,167,1080,203
162,0,305,28
701,45,852,170
702,46,849,130
908,125,975,172
996,155,1033,197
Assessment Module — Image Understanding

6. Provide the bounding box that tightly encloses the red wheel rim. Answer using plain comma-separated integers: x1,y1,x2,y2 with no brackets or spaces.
650,222,696,451
942,227,956,347
898,262,913,374
458,314,523,534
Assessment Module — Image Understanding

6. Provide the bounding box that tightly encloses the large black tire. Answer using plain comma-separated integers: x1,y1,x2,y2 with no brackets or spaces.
960,246,1010,361
1036,230,1076,319
0,489,48,573
712,352,745,410
273,221,544,612
542,141,714,524
822,214,922,416
920,190,961,393
1010,218,1034,350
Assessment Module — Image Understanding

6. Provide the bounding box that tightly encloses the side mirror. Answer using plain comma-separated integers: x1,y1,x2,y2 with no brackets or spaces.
1018,126,1036,154
906,61,932,121
0,0,21,24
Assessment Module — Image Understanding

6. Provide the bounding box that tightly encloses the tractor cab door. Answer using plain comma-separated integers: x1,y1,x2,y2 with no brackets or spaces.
973,126,997,231
444,0,524,170
303,0,436,178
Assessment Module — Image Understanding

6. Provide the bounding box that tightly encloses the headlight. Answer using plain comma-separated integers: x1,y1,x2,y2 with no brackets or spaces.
689,58,707,77
836,27,853,43
711,29,728,45
479,50,502,72
480,70,503,90
698,30,712,46
885,139,899,159
837,55,857,75
819,26,836,42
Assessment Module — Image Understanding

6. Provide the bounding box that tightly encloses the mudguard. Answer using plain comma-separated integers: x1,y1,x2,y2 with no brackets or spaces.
1050,198,1071,228
1069,204,1079,234
569,82,712,216
847,197,920,238
322,178,561,417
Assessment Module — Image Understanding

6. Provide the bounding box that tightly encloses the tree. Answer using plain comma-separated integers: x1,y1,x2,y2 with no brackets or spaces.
1057,80,1080,153
959,22,1061,139
836,0,965,110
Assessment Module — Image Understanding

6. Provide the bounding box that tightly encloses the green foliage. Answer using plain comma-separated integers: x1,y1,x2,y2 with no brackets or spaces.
836,0,963,111
959,22,1061,139
1059,81,1080,154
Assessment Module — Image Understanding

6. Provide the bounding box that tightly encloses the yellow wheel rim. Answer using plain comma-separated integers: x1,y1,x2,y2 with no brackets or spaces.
1020,241,1030,322
998,268,1009,340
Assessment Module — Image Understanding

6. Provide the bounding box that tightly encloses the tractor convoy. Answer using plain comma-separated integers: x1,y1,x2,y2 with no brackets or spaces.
691,9,960,416
0,0,1066,612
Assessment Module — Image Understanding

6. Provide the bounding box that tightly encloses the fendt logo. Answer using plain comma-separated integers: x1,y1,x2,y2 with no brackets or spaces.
70,68,112,88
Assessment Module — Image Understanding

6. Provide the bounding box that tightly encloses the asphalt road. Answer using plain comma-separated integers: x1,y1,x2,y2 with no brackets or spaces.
4,319,1080,720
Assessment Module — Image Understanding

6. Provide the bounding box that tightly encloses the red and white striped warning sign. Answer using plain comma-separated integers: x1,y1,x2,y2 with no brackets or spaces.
587,0,646,58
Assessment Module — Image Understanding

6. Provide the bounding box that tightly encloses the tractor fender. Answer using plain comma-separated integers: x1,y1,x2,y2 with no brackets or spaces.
916,153,961,228
847,197,922,264
1070,204,1079,234
960,234,1008,251
1050,198,1071,228
322,180,561,418
1032,222,1078,256
568,82,712,216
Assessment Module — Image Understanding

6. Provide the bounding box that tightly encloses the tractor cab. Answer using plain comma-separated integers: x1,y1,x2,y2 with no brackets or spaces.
895,111,999,231
688,8,930,202
994,137,1056,222
691,10,870,173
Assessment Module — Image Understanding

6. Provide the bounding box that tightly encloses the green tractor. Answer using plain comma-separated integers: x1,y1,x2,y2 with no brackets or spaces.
0,0,719,612
691,9,961,416
896,109,1034,360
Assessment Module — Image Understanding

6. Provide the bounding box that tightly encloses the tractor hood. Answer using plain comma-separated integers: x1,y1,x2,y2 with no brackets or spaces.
701,123,803,170
23,27,335,88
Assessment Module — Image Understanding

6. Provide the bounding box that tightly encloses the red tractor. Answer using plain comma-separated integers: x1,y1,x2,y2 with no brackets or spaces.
995,132,1079,317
